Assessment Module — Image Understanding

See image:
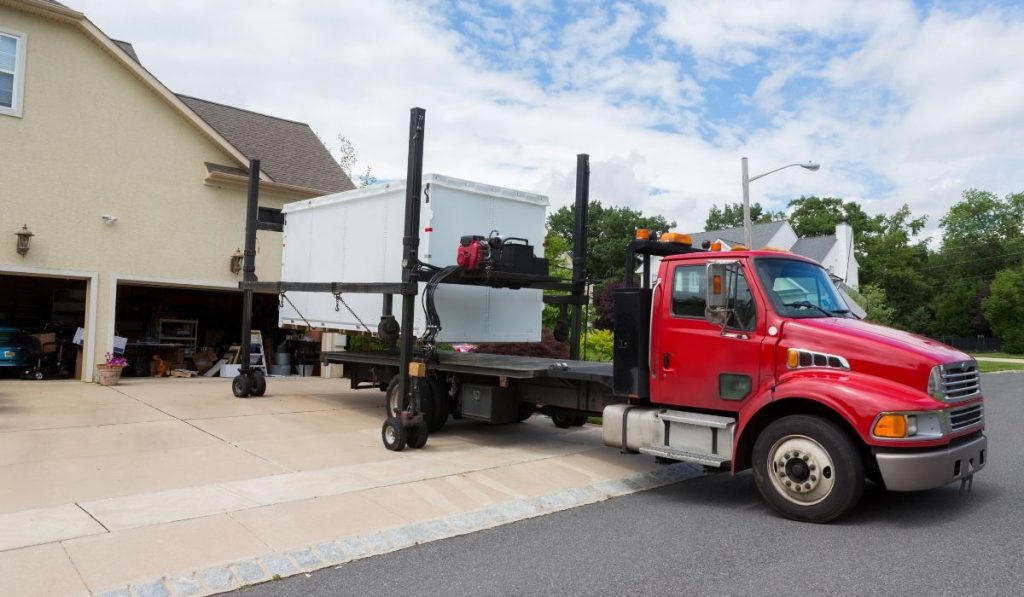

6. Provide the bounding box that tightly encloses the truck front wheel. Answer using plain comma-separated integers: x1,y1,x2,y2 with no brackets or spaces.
752,415,864,523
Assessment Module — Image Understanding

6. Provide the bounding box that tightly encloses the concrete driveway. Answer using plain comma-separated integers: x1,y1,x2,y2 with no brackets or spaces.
0,377,694,596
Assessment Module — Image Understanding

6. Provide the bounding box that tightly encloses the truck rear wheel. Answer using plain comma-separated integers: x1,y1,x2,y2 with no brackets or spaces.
551,413,575,429
752,415,864,523
426,378,450,432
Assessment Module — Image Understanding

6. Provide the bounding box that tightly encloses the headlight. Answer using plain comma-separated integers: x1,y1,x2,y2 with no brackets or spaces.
872,412,944,440
927,365,945,400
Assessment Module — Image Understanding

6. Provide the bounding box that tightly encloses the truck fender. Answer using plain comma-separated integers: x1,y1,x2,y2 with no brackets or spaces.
732,370,934,472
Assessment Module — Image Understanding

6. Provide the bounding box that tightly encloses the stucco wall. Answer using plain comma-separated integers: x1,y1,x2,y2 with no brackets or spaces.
0,7,297,378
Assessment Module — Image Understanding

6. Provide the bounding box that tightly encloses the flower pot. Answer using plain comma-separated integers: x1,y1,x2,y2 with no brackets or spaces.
96,365,123,386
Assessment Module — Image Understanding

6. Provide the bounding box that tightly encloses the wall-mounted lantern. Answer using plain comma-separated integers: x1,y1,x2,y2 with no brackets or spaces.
230,248,244,274
15,224,33,256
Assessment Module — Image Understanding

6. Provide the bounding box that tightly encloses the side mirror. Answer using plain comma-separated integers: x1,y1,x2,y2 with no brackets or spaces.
705,261,733,326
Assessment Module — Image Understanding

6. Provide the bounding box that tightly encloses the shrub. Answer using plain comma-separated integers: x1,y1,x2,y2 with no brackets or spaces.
582,328,614,362
983,265,1024,353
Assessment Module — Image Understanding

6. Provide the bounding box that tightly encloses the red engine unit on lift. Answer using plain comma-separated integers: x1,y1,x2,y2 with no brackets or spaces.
456,233,549,275
457,235,487,270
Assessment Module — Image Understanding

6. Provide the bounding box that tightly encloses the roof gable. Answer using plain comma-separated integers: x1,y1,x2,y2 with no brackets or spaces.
689,220,788,250
179,95,354,194
791,236,838,262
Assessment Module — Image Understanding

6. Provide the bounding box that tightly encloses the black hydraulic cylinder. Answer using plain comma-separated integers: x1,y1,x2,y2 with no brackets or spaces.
569,154,590,361
397,108,426,414
240,159,261,374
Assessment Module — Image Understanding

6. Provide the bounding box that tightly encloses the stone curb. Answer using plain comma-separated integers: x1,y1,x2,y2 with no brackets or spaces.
96,462,701,596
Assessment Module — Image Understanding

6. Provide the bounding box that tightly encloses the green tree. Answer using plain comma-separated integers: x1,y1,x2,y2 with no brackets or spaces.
982,264,1024,353
704,202,783,230
937,189,1024,282
547,201,675,282
857,206,931,332
852,284,895,325
931,282,979,337
787,196,884,242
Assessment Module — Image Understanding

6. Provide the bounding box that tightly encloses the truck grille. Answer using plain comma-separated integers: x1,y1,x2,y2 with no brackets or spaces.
941,362,981,400
949,404,984,431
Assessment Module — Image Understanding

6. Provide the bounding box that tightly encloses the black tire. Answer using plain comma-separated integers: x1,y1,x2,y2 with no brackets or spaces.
571,414,588,427
386,376,445,432
407,422,429,449
232,374,251,398
752,414,864,523
551,413,575,429
382,417,407,451
32,370,44,381
516,402,535,422
426,378,450,433
250,371,267,397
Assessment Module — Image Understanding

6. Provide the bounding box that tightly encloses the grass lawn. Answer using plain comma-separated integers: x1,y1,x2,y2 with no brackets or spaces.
977,361,1024,373
971,352,1024,360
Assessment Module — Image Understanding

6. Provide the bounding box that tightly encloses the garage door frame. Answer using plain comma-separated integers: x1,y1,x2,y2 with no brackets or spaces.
0,264,99,382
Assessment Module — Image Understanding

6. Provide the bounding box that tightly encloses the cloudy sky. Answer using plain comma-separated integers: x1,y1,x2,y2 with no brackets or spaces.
73,0,1024,236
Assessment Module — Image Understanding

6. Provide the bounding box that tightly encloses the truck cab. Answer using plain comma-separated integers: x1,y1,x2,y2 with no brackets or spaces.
606,248,987,522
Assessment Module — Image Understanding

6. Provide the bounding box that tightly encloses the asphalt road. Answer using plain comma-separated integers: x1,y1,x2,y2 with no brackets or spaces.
241,373,1023,597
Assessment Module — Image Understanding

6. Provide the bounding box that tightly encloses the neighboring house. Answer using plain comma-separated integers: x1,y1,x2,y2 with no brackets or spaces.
0,0,353,380
686,220,859,288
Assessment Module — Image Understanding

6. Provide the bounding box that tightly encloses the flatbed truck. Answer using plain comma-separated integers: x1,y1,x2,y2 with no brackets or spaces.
234,108,987,522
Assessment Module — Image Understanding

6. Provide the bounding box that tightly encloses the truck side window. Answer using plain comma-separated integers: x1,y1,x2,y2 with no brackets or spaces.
729,272,757,332
672,265,705,317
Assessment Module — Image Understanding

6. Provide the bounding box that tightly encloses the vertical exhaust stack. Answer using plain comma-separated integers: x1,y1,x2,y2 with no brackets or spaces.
569,154,589,361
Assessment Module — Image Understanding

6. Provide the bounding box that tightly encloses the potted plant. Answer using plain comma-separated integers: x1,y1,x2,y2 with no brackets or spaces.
96,352,128,386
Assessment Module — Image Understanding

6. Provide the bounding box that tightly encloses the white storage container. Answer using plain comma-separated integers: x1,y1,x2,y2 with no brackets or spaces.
278,174,548,342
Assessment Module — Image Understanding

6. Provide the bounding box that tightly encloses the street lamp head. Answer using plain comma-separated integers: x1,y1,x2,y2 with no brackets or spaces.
801,162,820,171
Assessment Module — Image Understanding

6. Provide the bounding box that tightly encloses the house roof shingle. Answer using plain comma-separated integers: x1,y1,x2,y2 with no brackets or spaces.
791,236,838,262
688,220,788,250
178,95,354,194
111,39,140,64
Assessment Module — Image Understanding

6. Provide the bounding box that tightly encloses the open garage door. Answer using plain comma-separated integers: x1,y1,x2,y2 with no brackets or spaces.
113,283,285,377
0,273,89,380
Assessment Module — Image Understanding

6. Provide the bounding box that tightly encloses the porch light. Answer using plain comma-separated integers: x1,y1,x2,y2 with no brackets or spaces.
15,224,33,256
230,248,244,274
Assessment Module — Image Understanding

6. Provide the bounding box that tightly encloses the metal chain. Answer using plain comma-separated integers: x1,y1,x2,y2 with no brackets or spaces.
335,292,373,334
279,293,314,329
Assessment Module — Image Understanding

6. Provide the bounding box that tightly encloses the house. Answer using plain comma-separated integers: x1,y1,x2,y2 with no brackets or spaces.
0,0,353,381
687,220,859,288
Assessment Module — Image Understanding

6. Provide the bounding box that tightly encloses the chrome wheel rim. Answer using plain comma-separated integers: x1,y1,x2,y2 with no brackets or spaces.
767,434,836,506
384,423,397,445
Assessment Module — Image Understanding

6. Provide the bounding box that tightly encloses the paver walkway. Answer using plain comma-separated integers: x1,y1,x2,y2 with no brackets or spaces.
0,377,694,596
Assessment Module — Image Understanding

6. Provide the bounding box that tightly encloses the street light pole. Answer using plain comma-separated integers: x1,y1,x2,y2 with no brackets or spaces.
742,157,751,248
741,158,820,249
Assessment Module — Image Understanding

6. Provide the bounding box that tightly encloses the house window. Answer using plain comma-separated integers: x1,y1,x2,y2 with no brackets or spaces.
0,28,27,117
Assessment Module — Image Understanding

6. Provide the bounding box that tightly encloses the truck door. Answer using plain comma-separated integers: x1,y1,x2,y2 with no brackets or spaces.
651,260,768,411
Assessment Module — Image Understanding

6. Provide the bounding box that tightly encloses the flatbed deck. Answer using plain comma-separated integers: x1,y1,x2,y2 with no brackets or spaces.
323,350,614,386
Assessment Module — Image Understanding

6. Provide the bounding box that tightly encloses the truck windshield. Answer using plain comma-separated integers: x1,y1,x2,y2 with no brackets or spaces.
754,258,852,318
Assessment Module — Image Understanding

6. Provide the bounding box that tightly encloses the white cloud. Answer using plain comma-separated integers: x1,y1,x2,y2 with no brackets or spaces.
68,0,1024,244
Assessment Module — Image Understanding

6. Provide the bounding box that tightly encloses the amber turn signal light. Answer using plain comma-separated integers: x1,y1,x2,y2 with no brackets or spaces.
660,232,693,245
873,414,908,438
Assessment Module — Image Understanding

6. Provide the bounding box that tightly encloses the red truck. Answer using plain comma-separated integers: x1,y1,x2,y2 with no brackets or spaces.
239,108,987,523
603,246,986,522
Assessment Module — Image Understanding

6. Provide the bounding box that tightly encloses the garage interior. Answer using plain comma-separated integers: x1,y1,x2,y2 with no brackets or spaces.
0,273,87,380
113,284,320,378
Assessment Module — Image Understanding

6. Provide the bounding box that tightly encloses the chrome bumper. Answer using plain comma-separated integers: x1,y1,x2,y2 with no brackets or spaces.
875,434,987,492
